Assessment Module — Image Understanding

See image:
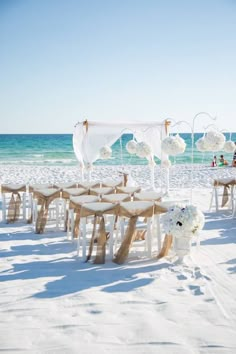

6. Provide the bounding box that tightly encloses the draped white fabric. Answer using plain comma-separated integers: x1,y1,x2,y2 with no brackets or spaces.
73,120,168,167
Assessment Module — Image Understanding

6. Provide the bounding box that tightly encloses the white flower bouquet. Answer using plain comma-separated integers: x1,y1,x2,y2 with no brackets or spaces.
99,145,112,159
161,204,205,238
161,204,205,262
161,135,186,156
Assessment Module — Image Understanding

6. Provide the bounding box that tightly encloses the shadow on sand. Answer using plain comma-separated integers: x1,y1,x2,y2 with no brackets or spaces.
1,209,235,299
0,255,170,298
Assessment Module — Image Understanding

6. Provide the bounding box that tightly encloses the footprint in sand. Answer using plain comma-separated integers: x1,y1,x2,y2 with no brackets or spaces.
193,267,211,281
177,274,188,280
176,287,185,292
188,284,204,296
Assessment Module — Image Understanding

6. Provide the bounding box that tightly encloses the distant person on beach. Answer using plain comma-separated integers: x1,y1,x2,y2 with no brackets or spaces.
219,155,228,166
211,155,217,167
232,142,236,167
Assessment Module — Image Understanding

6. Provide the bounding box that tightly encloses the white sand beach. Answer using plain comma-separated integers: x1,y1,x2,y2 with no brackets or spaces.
0,164,236,354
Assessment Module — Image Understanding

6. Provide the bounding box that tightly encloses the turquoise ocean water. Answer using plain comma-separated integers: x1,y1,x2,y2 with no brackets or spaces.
0,133,235,167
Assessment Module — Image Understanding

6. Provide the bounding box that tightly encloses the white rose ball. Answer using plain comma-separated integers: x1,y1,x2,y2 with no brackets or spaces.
161,135,186,156
224,141,235,153
126,140,137,155
136,142,152,158
196,137,208,152
204,130,225,152
175,134,186,153
99,145,112,159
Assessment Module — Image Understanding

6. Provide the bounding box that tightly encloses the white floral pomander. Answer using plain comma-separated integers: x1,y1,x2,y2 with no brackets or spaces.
99,145,112,159
161,159,172,168
126,140,137,155
135,141,152,158
195,137,209,152
204,130,226,152
161,135,186,156
224,140,235,153
161,204,205,238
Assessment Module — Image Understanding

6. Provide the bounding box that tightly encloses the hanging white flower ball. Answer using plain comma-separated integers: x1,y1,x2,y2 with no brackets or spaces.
136,141,152,158
161,136,177,155
99,145,112,159
126,140,137,155
204,130,225,152
161,159,172,168
175,134,186,153
223,140,235,153
195,137,209,152
161,135,186,156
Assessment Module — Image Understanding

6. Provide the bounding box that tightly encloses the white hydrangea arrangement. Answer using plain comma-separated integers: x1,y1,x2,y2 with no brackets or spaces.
126,140,152,159
223,140,235,153
99,145,112,159
135,141,152,158
126,140,137,155
161,135,186,156
196,130,226,152
195,136,209,152
161,204,205,239
204,130,225,151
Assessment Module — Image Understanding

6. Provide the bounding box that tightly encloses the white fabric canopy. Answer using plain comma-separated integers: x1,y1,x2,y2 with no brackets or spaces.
73,120,169,168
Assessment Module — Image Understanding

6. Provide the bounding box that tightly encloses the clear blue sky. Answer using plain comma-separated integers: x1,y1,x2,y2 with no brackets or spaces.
1,0,236,133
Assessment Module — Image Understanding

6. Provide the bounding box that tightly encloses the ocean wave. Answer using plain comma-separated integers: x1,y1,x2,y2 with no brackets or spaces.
0,132,235,167
32,154,44,158
0,158,78,166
